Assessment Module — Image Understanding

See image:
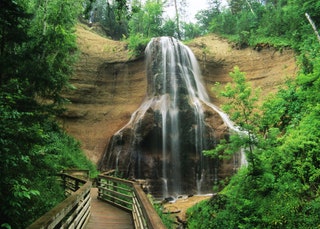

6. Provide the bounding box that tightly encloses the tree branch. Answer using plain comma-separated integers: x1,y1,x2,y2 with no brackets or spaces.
305,13,320,44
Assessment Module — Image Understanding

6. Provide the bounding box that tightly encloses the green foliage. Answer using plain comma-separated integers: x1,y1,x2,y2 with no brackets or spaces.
195,0,221,34
125,0,205,56
127,33,150,58
206,67,262,174
261,81,302,132
209,11,237,35
126,0,164,57
187,197,223,229
90,0,129,40
25,0,81,102
200,0,320,49
188,15,320,227
41,130,98,176
187,161,320,228
0,103,97,228
162,19,177,37
0,0,97,228
219,67,260,127
153,203,175,229
128,0,163,37
194,27,320,226
182,22,202,41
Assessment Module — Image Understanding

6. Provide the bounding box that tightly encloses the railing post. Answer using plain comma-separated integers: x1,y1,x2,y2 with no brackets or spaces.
76,179,79,190
97,172,166,229
62,173,66,190
112,180,117,203
27,172,92,229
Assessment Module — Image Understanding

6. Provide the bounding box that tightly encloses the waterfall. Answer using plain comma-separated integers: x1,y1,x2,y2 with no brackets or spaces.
145,37,211,195
101,37,246,197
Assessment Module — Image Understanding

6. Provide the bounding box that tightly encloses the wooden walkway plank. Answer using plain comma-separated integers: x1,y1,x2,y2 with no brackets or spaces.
86,188,134,229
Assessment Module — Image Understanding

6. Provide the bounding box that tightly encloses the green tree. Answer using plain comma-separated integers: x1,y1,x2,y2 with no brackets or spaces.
188,22,320,228
0,0,97,228
162,18,177,37
25,0,82,103
91,0,129,39
195,0,221,34
188,61,320,229
0,0,30,85
172,0,181,39
170,0,187,39
182,22,201,40
129,0,163,38
127,0,164,56
205,66,262,174
203,0,320,48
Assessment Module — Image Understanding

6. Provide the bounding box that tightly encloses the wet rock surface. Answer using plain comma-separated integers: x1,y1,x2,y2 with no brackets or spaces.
61,24,297,180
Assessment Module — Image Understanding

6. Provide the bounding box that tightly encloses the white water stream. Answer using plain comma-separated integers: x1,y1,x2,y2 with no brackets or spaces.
106,37,246,197
144,37,246,195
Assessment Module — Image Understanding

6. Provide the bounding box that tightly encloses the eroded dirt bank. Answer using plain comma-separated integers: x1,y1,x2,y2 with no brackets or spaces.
61,24,297,164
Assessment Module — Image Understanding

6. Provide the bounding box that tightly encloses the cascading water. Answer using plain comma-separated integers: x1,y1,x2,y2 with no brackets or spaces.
100,37,245,197
146,37,211,195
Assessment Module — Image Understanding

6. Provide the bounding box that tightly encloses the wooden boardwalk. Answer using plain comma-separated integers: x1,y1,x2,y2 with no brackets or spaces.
86,188,134,229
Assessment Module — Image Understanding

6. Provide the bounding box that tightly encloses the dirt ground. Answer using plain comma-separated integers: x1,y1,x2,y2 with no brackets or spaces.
163,195,212,222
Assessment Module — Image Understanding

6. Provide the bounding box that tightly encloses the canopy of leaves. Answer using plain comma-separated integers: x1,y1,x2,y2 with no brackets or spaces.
0,0,97,228
187,1,320,224
195,0,320,49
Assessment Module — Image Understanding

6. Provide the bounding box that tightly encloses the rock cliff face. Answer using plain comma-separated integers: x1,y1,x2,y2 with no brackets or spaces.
99,37,233,195
188,36,297,106
61,24,146,163
61,24,297,167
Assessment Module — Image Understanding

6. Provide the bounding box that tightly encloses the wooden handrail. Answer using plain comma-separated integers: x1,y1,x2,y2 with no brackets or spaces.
27,173,92,229
62,169,90,179
28,171,165,229
98,174,134,212
133,183,165,229
97,174,166,229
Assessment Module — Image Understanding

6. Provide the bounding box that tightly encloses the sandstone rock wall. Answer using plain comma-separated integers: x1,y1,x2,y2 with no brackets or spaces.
188,35,297,106
61,25,297,165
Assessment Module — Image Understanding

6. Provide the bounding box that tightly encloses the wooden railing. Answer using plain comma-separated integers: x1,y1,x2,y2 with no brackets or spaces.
97,172,166,229
60,170,90,195
27,172,92,229
27,170,166,229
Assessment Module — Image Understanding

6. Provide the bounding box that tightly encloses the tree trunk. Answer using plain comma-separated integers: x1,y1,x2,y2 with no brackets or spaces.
245,0,255,15
305,13,320,44
174,0,181,40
